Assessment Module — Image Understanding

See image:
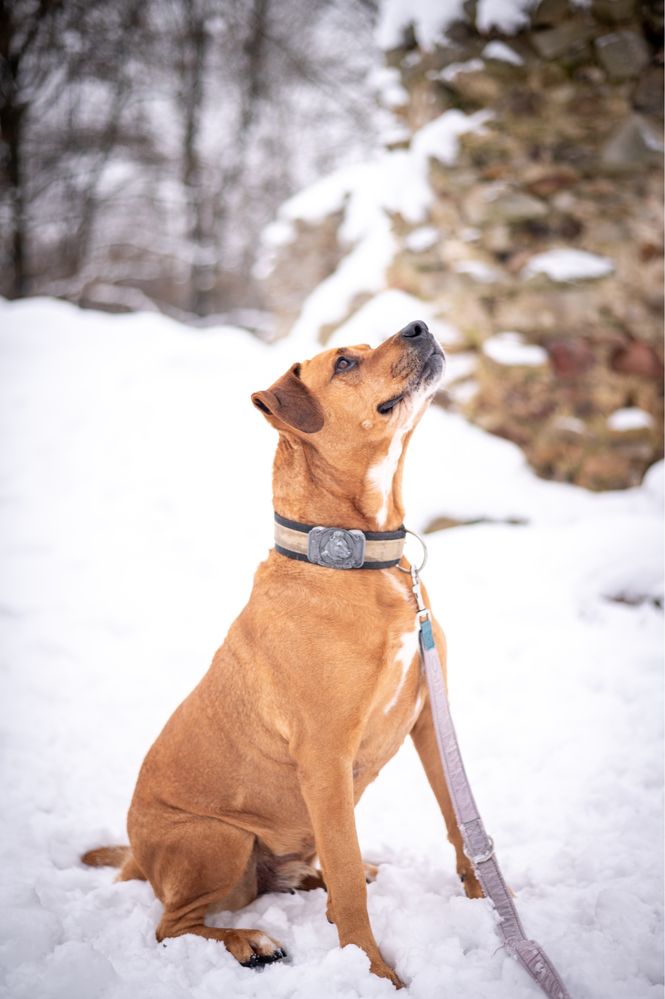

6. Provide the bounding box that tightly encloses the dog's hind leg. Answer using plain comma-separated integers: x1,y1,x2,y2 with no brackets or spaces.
138,816,287,967
298,861,379,891
81,845,147,882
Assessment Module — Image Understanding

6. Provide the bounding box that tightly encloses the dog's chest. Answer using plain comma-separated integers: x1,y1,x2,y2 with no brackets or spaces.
353,615,424,784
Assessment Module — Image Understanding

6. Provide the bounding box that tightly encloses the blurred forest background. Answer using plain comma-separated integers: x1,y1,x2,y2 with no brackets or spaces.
1,0,663,488
0,0,379,321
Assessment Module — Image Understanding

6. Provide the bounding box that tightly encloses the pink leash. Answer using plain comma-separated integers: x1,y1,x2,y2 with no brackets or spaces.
409,559,573,999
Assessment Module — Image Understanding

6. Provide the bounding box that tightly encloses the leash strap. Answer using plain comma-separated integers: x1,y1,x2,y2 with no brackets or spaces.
412,566,572,999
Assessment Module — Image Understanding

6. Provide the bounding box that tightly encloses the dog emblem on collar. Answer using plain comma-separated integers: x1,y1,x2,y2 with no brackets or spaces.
308,526,366,569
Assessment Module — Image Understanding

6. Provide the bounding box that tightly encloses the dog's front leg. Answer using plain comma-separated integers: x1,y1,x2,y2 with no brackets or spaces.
411,694,484,900
297,751,403,989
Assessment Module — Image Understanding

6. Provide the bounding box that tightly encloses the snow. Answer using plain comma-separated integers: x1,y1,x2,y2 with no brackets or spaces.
482,41,525,65
441,351,477,385
438,59,485,83
554,415,587,435
369,66,410,109
476,0,535,33
321,290,463,352
376,0,536,48
607,407,654,432
411,109,492,172
286,211,396,347
1,296,663,999
482,332,548,367
376,0,466,50
258,161,376,258
454,259,502,283
269,109,489,344
405,226,439,253
523,249,615,283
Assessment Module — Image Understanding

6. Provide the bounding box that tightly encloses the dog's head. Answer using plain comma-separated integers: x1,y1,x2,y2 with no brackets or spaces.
251,320,445,449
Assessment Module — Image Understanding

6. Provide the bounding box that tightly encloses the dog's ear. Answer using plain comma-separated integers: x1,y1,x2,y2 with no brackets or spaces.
251,364,324,434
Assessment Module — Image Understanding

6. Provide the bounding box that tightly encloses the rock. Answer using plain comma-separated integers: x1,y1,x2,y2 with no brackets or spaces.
547,337,596,376
595,30,651,80
632,66,664,118
260,212,346,340
531,0,571,27
524,166,579,197
484,224,513,254
441,64,503,105
610,339,663,378
641,0,664,41
463,183,548,225
531,21,597,60
592,0,636,23
601,114,664,171
578,448,652,489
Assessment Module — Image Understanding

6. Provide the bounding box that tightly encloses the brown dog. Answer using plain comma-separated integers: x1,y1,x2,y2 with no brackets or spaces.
82,320,482,989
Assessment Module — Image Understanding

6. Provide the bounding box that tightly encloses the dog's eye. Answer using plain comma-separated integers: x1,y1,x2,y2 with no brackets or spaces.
334,356,356,374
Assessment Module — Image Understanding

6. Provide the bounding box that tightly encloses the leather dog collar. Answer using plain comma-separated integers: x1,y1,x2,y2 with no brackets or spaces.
274,512,406,570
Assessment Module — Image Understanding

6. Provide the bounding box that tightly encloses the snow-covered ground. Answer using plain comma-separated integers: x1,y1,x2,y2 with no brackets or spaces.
0,297,662,999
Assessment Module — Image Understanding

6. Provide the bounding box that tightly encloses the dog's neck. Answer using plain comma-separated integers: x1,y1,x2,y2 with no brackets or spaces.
272,436,408,534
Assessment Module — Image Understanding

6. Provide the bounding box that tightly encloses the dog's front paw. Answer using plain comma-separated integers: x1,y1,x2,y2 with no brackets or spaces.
459,866,483,899
370,957,404,990
364,861,380,883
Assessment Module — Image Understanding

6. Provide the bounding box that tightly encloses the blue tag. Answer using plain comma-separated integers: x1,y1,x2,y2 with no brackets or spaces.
420,618,435,650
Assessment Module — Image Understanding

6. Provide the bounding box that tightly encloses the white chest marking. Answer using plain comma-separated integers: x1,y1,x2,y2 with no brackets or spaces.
411,689,425,726
366,392,427,528
367,427,408,528
384,624,420,714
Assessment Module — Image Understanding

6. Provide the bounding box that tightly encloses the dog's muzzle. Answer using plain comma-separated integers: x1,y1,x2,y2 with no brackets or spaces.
398,320,446,389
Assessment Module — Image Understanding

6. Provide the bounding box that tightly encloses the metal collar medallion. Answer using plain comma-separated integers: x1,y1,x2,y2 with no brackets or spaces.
307,526,366,569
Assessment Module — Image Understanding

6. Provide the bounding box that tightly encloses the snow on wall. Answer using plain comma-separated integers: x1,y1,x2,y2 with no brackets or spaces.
482,331,549,367
271,108,490,345
607,407,655,432
481,40,524,65
476,0,535,33
522,248,615,282
377,0,536,49
376,0,466,50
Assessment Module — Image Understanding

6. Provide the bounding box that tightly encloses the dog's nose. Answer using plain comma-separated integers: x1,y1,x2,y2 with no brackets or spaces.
399,320,429,339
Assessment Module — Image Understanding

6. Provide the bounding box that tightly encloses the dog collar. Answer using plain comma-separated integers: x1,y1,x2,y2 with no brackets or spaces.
274,512,406,570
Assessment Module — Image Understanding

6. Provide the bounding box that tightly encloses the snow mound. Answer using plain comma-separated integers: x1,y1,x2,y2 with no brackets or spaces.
1,297,662,999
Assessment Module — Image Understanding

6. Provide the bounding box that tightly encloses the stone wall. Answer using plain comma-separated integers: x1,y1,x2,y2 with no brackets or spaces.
262,0,664,490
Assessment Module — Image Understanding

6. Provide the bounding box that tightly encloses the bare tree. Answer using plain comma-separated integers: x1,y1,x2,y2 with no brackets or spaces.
0,0,380,318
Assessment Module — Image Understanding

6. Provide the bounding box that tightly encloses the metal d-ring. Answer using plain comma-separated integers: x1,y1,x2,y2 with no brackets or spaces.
397,527,428,574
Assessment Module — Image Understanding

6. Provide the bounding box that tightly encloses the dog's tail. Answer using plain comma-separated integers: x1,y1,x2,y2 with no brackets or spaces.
81,845,146,881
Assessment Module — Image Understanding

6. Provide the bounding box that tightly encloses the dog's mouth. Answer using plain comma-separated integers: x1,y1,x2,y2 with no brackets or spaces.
376,343,445,415
377,393,404,414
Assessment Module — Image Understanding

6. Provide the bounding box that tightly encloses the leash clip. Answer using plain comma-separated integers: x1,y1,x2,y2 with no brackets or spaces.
399,527,430,623
410,565,430,622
